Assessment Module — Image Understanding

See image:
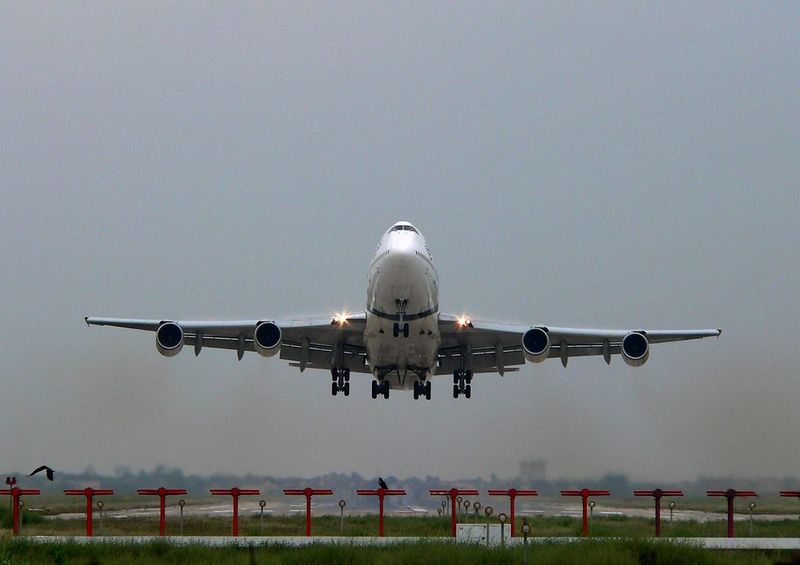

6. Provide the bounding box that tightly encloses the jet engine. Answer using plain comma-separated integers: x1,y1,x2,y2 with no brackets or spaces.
156,322,184,357
522,327,550,363
254,321,282,357
621,331,649,367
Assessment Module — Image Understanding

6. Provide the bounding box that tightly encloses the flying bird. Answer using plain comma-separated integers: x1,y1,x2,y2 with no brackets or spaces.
378,477,388,490
29,465,54,481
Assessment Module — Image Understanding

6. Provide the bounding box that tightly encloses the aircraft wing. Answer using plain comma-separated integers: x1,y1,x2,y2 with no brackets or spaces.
85,314,371,373
436,313,720,375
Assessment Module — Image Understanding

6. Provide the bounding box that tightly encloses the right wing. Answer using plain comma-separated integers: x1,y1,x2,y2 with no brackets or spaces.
85,314,371,373
436,313,721,374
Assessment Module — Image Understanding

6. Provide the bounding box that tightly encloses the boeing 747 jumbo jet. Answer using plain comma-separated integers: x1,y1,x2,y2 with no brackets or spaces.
86,221,720,400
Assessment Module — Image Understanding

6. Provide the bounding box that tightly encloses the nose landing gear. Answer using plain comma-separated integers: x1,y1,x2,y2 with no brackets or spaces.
331,368,350,396
392,323,410,338
371,379,390,399
413,380,432,400
452,370,472,398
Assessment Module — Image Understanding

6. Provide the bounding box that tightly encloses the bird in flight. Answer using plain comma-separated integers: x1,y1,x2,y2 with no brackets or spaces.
378,477,389,490
29,465,54,481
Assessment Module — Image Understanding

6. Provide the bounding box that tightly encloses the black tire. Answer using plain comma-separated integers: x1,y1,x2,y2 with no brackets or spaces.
332,382,338,396
331,368,338,381
343,382,350,396
453,372,460,385
452,384,459,399
382,381,390,398
465,384,472,399
425,381,432,400
393,323,399,338
403,324,409,338
413,383,419,400
465,371,473,384
344,369,350,381
371,380,378,399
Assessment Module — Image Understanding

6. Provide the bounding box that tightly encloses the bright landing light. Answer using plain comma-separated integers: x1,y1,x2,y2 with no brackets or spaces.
332,311,350,326
456,315,473,328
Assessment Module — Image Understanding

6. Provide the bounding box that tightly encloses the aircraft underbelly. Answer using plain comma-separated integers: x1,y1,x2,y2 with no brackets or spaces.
364,314,440,389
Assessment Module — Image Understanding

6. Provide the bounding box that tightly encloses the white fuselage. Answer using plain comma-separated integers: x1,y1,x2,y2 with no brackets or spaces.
364,222,440,389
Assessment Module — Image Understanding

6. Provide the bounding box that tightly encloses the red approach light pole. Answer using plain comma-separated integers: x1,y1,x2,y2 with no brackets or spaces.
0,486,40,536
633,488,683,537
780,490,800,508
429,488,479,538
210,488,261,537
64,488,114,537
487,488,538,537
707,489,757,538
561,489,611,537
283,488,334,536
137,487,188,536
356,488,407,537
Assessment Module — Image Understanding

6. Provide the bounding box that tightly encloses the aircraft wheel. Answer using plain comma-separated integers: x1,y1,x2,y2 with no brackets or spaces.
453,384,459,399
403,324,410,338
332,381,338,396
393,323,399,337
453,372,461,385
343,382,350,396
465,371,473,384
382,381,390,398
465,384,472,399
425,381,432,400
413,384,420,400
371,380,378,399
344,369,350,381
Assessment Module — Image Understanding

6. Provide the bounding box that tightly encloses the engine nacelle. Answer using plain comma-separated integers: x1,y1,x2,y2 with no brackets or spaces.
621,331,649,367
254,321,282,357
522,327,550,363
156,322,184,357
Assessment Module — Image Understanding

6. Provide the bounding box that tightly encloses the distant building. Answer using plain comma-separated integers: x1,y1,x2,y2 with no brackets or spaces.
519,460,546,483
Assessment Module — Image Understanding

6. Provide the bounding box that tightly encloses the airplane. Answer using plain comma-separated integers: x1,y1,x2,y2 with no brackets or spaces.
86,220,720,400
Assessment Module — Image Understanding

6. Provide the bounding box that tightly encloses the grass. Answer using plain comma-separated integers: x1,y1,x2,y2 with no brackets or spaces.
0,538,796,565
17,512,800,539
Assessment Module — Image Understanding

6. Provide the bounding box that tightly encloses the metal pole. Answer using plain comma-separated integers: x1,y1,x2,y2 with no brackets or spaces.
179,499,185,535
339,500,346,534
98,501,104,536
749,502,756,537
260,500,266,535
522,519,531,565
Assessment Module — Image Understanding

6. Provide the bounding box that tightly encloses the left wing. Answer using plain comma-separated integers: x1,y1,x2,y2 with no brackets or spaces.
85,314,371,373
436,313,720,375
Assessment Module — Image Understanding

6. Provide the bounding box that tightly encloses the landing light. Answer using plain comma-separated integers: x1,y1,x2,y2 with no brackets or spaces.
332,312,349,326
456,316,473,328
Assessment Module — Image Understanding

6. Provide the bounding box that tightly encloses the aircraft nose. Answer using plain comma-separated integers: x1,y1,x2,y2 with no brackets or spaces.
389,239,418,266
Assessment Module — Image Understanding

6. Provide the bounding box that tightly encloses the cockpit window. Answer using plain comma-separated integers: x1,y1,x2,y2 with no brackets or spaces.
390,225,418,233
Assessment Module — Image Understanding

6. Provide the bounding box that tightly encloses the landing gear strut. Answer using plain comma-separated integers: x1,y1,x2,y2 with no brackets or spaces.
452,370,472,399
331,368,350,396
371,379,390,399
413,380,432,400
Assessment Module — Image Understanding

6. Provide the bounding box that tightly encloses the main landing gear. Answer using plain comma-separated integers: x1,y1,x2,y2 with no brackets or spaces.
331,368,350,396
452,370,472,399
371,380,390,399
413,380,432,400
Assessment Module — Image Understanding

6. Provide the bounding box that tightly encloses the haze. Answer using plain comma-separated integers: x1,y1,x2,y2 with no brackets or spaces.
1,2,798,482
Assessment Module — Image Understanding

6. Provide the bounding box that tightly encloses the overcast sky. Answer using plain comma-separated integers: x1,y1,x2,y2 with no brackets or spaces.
1,2,798,483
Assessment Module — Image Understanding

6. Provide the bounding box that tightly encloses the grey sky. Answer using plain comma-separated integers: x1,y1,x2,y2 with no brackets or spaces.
1,2,798,482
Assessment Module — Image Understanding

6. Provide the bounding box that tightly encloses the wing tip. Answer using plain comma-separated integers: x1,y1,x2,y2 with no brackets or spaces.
84,316,90,327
